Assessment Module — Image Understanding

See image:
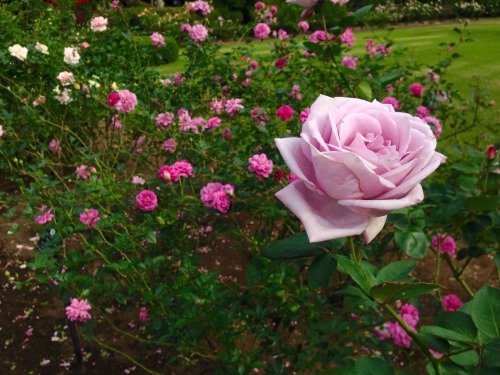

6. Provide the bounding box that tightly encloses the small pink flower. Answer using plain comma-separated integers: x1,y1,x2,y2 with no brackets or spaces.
155,112,174,129
381,97,400,111
151,32,166,47
297,21,309,32
76,164,91,180
275,56,288,70
189,24,209,42
65,298,92,322
431,233,456,256
90,17,108,32
225,98,244,116
424,116,442,137
254,1,265,13
110,0,120,10
49,139,62,154
442,294,463,312
277,29,289,40
57,71,75,86
180,23,192,32
426,69,440,82
299,107,310,123
249,60,259,70
248,153,273,179
139,306,150,322
416,106,430,118
81,42,90,49
115,89,138,113
276,105,294,121
222,128,232,139
288,173,299,184
210,98,226,114
386,322,412,348
34,205,54,225
254,23,271,40
340,27,355,47
112,114,122,130
309,30,328,43
136,190,158,211
162,138,176,152
341,56,358,70
409,83,424,97
485,144,497,160
132,176,145,185
79,208,100,228
204,117,221,130
158,165,178,183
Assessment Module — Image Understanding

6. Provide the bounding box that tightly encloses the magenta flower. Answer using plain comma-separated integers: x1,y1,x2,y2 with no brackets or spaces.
222,128,232,139
431,233,456,256
409,83,424,97
79,208,100,228
225,98,244,116
299,107,310,123
66,298,92,322
386,322,412,348
297,21,309,32
139,306,150,322
107,92,120,106
255,1,265,13
49,139,62,154
424,116,442,137
180,23,191,32
381,97,400,111
204,117,222,130
443,294,463,312
309,30,328,43
200,183,234,213
112,114,122,130
136,190,158,211
275,56,288,70
187,0,211,15
340,27,355,47
162,138,176,152
34,205,54,225
115,89,137,113
151,32,166,47
276,105,294,121
277,29,289,40
248,153,273,179
110,0,119,10
341,56,359,70
416,106,430,118
254,23,271,40
189,24,208,42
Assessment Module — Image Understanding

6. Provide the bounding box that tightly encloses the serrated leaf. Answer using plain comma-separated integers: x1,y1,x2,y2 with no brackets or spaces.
334,255,376,295
371,282,440,303
263,232,327,259
308,254,337,290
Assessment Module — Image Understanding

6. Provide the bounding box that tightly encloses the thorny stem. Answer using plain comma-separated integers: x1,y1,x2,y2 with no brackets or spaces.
384,304,442,375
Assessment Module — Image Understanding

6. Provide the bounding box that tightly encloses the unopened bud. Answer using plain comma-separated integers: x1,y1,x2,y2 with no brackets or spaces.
485,144,497,160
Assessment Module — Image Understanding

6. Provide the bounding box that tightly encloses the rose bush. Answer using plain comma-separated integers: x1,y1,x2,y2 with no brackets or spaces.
275,96,446,243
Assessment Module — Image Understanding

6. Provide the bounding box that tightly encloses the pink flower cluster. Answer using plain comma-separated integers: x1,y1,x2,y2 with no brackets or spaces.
34,205,54,225
341,56,359,70
155,112,174,129
158,160,194,183
79,208,100,228
182,24,209,42
186,0,211,16
251,107,268,126
65,298,92,322
225,98,244,116
365,39,391,57
200,183,235,213
254,23,271,40
431,233,457,256
376,303,419,348
108,90,138,113
340,27,355,47
248,153,273,179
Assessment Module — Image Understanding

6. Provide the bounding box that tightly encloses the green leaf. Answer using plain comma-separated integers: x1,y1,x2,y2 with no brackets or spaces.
471,286,500,339
308,254,337,290
376,70,405,86
419,326,473,344
354,80,372,101
334,255,376,295
387,213,410,232
263,232,327,259
371,282,440,303
450,347,479,367
394,230,429,259
376,260,417,283
354,357,394,374
494,254,500,270
352,5,373,18
464,196,499,212
436,312,478,343
415,332,450,353
303,41,325,56
451,160,481,174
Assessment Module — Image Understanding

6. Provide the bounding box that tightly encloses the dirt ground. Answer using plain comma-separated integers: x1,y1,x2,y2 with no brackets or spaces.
1,177,498,374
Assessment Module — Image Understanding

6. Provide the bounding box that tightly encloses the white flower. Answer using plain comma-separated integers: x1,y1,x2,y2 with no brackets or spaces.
8,44,28,61
63,47,80,65
57,71,75,86
53,86,73,105
35,42,49,55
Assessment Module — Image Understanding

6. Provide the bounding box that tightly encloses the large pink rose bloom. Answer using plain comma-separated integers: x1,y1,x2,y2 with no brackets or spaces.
275,95,445,243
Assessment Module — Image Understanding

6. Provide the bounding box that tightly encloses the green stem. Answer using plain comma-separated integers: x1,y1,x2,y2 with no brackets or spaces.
384,304,442,375
348,237,362,264
444,254,475,298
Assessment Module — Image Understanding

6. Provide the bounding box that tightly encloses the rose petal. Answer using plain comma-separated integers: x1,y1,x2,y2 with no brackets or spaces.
275,181,369,242
339,112,382,146
275,137,317,187
363,216,388,243
338,184,424,217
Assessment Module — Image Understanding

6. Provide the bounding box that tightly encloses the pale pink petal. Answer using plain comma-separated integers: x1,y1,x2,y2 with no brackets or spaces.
363,216,388,243
338,184,424,217
275,137,316,186
275,181,369,242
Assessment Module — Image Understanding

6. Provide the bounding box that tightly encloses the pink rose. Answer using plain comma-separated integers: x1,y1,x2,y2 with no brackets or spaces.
276,105,294,121
136,190,158,211
274,95,445,243
254,23,271,40
409,83,424,97
442,294,463,311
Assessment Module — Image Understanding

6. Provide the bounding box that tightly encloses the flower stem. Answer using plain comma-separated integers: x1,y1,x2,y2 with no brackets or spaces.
348,237,362,264
384,304,442,375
